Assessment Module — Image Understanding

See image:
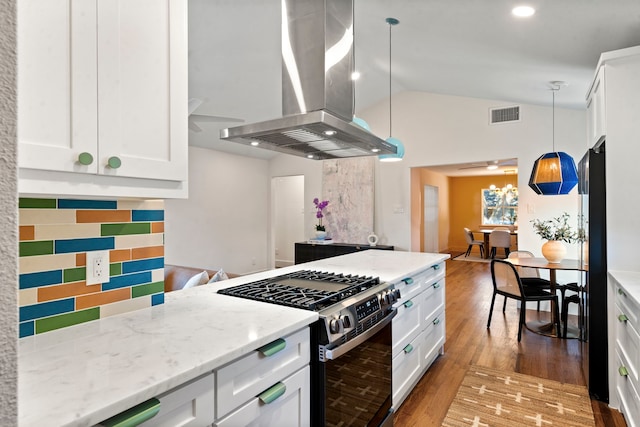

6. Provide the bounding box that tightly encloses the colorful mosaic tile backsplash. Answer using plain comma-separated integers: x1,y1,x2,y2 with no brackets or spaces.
18,198,165,338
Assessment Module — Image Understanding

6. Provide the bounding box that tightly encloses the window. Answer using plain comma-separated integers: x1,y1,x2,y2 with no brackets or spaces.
482,187,518,225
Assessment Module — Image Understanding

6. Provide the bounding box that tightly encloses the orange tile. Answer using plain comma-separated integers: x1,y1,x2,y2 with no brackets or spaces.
110,249,131,262
131,246,164,260
19,226,35,241
76,288,130,310
76,210,131,223
151,222,164,233
38,281,102,302
76,253,86,266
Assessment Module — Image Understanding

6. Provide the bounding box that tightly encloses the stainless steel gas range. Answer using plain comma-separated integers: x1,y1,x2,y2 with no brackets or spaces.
218,269,400,427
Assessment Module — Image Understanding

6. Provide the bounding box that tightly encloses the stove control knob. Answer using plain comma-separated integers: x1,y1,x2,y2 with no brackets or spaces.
329,318,344,334
384,292,391,304
388,290,397,304
393,289,401,301
340,314,352,329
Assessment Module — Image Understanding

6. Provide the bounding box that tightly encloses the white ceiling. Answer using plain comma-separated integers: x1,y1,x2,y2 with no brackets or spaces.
187,0,640,164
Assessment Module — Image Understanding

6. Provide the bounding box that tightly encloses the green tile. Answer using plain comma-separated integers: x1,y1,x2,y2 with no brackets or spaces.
20,241,54,257
132,281,164,298
101,223,151,236
19,198,57,209
63,267,86,283
35,307,100,334
110,263,122,276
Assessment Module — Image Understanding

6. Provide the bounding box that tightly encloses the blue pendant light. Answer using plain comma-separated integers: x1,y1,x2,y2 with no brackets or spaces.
528,83,578,195
379,17,404,162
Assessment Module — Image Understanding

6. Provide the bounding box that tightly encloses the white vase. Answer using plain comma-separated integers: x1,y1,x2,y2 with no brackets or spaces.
315,230,327,240
541,240,566,263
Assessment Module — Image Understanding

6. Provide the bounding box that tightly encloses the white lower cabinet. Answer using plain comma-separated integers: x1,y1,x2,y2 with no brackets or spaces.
214,327,311,427
391,262,446,409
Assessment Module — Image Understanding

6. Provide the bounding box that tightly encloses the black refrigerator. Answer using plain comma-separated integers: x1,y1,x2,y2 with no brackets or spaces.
578,139,608,402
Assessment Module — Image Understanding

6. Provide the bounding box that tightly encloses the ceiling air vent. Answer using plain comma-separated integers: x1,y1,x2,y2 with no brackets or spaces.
489,106,520,125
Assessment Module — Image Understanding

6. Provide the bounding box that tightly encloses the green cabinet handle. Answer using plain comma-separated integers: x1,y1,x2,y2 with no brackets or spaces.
78,152,94,165
433,317,441,325
258,338,286,357
433,264,440,270
98,398,160,427
403,344,413,354
619,366,629,377
433,282,441,289
402,277,414,285
618,289,627,297
619,314,629,322
108,156,122,169
258,382,286,404
404,300,414,308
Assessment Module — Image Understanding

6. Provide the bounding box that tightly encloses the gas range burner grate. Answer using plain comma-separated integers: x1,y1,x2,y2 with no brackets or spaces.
217,270,380,311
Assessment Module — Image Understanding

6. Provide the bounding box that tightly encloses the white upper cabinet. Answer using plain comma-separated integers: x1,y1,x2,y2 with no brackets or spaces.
586,66,606,147
18,0,188,197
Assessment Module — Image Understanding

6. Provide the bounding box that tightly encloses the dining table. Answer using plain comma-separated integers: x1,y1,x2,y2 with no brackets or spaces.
506,256,586,338
473,228,518,259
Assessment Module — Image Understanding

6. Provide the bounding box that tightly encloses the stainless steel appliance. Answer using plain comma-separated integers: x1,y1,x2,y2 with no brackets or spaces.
218,270,400,426
220,0,397,160
578,139,608,402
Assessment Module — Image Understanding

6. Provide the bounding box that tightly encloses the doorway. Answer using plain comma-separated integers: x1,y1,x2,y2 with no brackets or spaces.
272,175,305,267
423,185,439,252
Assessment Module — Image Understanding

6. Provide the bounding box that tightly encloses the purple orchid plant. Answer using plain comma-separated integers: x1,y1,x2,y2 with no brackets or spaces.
313,198,329,231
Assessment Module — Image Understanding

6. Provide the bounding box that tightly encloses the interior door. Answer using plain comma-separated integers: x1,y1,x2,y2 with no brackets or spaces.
272,175,305,268
423,185,439,252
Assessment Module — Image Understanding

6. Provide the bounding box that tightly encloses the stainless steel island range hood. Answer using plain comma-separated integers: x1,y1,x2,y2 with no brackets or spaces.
220,0,397,160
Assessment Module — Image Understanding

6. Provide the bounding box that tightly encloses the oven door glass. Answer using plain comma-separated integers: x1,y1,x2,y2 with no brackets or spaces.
323,322,393,426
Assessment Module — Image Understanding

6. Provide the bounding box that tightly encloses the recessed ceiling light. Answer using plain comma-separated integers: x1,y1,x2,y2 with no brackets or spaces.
371,148,380,153
307,154,314,159
512,5,535,17
250,141,259,146
487,165,498,170
324,130,337,136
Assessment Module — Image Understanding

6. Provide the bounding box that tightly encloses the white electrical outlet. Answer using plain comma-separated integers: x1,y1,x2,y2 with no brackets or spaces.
86,250,110,285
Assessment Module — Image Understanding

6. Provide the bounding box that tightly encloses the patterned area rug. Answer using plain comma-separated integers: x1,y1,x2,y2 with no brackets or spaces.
442,365,595,427
451,254,491,263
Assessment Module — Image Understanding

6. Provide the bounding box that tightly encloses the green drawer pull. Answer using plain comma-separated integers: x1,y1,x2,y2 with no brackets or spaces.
258,338,286,357
433,264,440,270
619,314,629,322
403,344,414,354
258,382,287,404
78,152,94,165
402,277,414,285
404,300,414,308
433,317,441,325
619,366,629,377
618,289,627,297
108,156,122,169
433,282,441,289
98,398,160,427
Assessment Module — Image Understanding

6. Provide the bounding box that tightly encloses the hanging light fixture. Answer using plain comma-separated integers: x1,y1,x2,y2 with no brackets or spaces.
379,17,405,162
528,82,578,195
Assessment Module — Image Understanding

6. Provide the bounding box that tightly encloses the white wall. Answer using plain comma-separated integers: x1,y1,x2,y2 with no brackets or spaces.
164,147,270,275
0,0,18,422
272,175,305,267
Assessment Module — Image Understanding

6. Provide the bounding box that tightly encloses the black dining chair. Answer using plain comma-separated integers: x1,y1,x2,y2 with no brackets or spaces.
488,259,561,342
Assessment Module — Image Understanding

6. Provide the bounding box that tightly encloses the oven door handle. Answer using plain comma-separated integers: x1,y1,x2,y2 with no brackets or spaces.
323,309,396,361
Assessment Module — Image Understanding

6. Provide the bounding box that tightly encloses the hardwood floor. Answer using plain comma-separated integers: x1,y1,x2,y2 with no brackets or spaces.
394,256,627,427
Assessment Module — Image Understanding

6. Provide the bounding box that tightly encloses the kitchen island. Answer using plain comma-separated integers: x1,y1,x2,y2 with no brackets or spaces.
19,250,448,426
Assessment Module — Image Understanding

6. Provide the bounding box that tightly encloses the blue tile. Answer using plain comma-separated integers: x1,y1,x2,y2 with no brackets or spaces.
103,271,152,291
55,237,115,254
19,321,35,338
151,293,164,306
58,199,117,209
132,210,164,222
19,270,62,289
19,299,75,322
122,257,164,274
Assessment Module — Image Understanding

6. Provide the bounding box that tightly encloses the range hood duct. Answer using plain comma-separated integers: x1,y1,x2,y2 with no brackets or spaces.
220,0,397,160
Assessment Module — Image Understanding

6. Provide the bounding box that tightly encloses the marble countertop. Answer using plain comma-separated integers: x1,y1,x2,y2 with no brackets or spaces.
609,270,640,303
19,250,447,427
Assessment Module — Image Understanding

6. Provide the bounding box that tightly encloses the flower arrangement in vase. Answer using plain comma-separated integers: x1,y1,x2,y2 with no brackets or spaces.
313,198,329,239
530,212,584,263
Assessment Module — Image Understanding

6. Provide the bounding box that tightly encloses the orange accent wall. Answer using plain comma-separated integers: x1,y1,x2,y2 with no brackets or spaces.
411,170,518,253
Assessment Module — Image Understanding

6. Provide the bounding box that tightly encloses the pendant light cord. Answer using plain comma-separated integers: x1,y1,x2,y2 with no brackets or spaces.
552,88,556,152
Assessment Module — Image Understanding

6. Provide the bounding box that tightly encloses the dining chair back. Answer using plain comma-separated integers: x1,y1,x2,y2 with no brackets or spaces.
463,227,484,258
489,230,511,258
488,259,560,341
